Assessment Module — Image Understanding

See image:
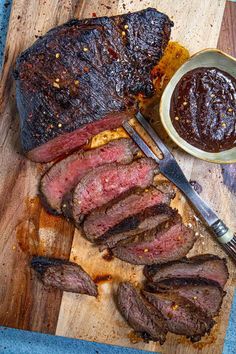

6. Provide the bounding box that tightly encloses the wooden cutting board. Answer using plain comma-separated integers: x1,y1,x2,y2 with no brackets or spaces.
0,1,236,353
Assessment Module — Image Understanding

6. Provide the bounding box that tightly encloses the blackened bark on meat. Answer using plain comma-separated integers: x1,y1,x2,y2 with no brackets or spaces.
83,182,175,244
31,256,98,296
112,215,197,265
143,254,229,288
117,282,167,344
14,8,173,162
102,204,175,237
97,204,176,248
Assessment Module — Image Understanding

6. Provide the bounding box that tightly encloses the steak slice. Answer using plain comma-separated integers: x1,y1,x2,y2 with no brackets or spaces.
143,254,229,288
31,256,97,296
40,138,137,215
14,8,173,162
99,204,177,249
83,182,175,244
66,157,158,224
142,291,215,342
145,278,225,317
112,215,197,265
117,282,167,344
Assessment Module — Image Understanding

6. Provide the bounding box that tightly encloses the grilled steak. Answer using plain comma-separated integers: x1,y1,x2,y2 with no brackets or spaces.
64,157,158,224
142,291,215,342
99,204,176,249
143,254,229,288
145,278,225,317
31,256,97,296
117,282,167,344
83,182,175,244
14,8,173,162
40,138,137,215
112,215,197,265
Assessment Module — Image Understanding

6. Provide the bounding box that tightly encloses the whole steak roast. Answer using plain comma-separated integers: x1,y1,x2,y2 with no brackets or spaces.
14,8,173,162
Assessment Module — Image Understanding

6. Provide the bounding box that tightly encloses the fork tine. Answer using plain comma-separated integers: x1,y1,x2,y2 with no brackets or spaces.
123,121,160,162
136,111,172,157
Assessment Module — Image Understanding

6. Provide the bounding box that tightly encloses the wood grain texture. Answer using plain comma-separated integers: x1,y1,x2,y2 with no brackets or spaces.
218,1,236,56
0,1,235,353
56,1,235,354
217,1,236,195
0,0,78,333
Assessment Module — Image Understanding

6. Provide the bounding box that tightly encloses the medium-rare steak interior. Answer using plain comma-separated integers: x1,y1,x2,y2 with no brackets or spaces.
64,157,158,224
14,8,173,162
117,255,228,344
31,256,98,296
143,254,229,288
40,138,137,214
83,182,175,244
112,214,197,265
97,204,177,249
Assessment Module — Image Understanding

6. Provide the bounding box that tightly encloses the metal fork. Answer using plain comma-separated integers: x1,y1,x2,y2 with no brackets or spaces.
123,111,236,262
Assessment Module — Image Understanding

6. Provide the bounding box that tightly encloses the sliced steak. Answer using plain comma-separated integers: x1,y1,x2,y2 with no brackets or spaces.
143,254,229,288
100,204,177,249
145,278,225,317
66,157,158,224
112,215,197,265
83,182,175,244
40,138,137,215
31,256,97,296
14,9,173,162
117,282,167,344
142,291,215,342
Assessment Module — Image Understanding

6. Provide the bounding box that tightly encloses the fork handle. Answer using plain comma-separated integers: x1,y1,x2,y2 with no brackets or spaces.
179,181,235,244
211,219,235,244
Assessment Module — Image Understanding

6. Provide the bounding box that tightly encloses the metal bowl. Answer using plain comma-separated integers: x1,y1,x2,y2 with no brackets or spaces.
159,49,236,163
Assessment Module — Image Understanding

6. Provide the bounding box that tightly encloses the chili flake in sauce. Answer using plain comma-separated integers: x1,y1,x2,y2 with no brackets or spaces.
170,67,236,152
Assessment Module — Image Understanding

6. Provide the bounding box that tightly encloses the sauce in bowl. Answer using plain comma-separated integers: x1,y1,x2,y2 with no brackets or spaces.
170,67,236,152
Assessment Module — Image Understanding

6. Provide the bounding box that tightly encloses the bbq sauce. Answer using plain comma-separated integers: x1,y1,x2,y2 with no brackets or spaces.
170,67,236,152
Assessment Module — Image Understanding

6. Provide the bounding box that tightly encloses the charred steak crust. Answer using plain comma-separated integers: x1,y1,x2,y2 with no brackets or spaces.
39,138,137,215
143,254,229,288
83,182,175,243
142,291,215,342
97,204,176,243
14,8,173,161
117,282,167,344
31,256,97,296
112,215,197,265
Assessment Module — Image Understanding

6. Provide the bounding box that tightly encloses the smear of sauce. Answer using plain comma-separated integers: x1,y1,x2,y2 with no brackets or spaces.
39,207,63,229
16,219,41,255
151,41,190,98
93,274,112,284
140,41,190,114
139,41,190,144
16,196,46,255
127,331,144,344
177,321,219,348
16,196,73,258
102,249,114,262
